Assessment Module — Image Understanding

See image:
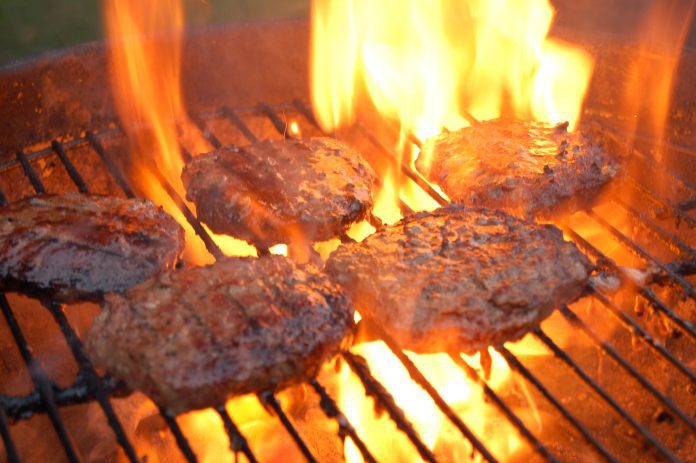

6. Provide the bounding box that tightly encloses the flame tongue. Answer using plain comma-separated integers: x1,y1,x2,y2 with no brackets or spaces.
105,0,256,263
105,0,188,181
311,0,594,148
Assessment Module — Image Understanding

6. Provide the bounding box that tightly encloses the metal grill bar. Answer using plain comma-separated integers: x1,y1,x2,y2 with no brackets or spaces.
533,327,679,463
678,196,696,211
0,407,21,463
498,346,619,463
146,163,226,260
0,293,82,463
589,287,696,383
260,392,318,463
308,378,378,463
85,131,136,198
222,106,260,143
355,316,500,462
51,140,89,194
558,305,696,431
189,112,223,149
601,127,696,191
613,196,695,260
16,152,46,194
564,226,696,340
447,353,560,463
12,151,144,463
588,209,696,298
620,175,696,229
214,406,258,463
158,408,198,463
258,102,296,138
341,351,440,463
43,301,140,463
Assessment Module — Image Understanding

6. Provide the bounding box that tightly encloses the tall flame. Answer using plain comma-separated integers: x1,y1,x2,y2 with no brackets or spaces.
311,0,594,224
104,0,187,185
104,0,256,264
621,0,695,160
311,0,594,146
310,1,596,460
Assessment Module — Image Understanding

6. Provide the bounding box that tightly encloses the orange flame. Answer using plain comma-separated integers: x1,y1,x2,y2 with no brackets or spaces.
311,0,593,223
310,1,598,459
311,0,593,141
621,0,695,161
105,0,255,263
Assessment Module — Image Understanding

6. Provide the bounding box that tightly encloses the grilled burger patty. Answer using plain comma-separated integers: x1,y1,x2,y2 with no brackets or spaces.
417,119,618,218
326,205,592,353
182,137,376,247
0,193,184,303
85,255,354,413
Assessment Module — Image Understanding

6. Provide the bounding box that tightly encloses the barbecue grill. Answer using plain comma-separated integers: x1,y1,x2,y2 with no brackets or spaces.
0,18,695,463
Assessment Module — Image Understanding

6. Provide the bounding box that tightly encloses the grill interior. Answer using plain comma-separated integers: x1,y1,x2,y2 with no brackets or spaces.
0,96,694,463
0,14,695,463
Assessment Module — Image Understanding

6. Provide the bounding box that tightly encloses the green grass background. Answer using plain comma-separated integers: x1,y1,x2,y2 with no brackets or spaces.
0,0,310,65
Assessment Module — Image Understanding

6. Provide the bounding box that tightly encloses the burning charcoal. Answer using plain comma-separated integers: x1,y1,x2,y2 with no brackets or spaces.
417,119,619,218
85,255,354,413
0,193,184,303
182,137,377,248
326,204,593,353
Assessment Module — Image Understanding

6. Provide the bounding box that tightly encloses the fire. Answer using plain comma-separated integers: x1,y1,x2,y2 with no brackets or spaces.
334,343,528,462
311,0,593,215
311,0,593,141
310,1,596,459
620,0,695,162
104,0,255,264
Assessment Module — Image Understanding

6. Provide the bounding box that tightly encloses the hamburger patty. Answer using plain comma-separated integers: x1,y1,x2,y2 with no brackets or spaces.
325,205,592,353
85,256,354,413
0,193,184,303
417,119,618,218
182,137,376,247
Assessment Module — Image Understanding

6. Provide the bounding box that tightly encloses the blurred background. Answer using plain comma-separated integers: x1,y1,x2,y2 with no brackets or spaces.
1,0,694,67
0,0,310,65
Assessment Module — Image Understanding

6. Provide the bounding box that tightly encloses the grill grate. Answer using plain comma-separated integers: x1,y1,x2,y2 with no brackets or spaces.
0,100,694,463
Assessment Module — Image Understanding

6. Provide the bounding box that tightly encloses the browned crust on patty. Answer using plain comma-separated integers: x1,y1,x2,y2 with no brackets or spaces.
85,255,355,413
417,119,618,218
0,193,184,303
182,137,377,247
325,204,592,353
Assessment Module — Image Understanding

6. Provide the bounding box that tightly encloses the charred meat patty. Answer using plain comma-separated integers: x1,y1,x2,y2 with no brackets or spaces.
417,119,618,218
0,193,184,303
326,205,592,353
85,255,354,413
182,137,377,247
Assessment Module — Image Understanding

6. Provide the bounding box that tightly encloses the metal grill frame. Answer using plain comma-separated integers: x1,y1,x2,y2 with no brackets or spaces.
0,99,694,463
